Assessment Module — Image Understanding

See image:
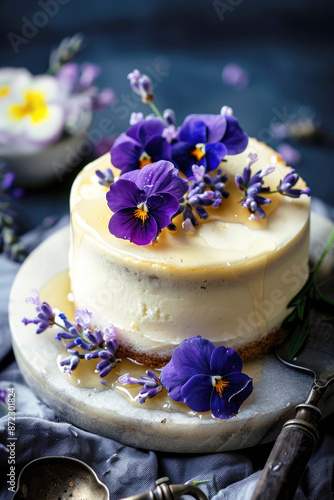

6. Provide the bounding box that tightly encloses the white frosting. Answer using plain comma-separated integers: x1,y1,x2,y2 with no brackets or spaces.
69,139,310,357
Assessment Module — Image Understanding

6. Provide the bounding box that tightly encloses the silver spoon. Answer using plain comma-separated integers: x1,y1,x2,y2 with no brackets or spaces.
13,457,207,500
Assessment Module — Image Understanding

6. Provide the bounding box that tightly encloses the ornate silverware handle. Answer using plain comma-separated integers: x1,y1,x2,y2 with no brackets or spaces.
251,400,322,500
120,477,208,500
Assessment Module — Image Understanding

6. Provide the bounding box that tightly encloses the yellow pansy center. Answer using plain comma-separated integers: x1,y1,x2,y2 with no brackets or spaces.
134,203,149,225
139,152,152,169
9,91,48,123
0,85,10,99
212,376,229,397
191,143,206,162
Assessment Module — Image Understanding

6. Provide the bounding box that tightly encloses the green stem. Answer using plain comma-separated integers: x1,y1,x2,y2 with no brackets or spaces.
148,101,163,119
268,190,279,194
54,320,67,330
0,401,8,413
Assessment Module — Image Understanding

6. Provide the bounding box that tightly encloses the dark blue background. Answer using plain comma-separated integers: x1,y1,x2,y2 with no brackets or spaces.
1,0,333,230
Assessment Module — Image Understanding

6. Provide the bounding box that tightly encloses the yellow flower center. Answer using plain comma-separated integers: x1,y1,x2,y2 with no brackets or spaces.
9,91,48,123
191,143,206,162
139,152,152,169
0,85,10,99
134,203,149,225
212,376,229,397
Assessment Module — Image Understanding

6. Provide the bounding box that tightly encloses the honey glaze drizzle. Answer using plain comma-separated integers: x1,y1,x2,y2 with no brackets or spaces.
39,271,262,418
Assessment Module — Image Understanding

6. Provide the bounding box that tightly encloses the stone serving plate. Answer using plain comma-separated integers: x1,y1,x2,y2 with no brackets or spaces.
8,213,334,453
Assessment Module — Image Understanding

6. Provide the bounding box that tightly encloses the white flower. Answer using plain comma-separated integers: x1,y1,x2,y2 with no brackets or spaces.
0,67,30,101
0,70,65,149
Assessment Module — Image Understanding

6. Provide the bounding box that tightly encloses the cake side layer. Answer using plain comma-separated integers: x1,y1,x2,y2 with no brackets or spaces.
69,138,310,358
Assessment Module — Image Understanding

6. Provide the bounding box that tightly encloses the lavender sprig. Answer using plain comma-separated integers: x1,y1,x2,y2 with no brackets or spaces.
127,69,163,119
276,169,311,198
118,370,163,403
0,163,25,262
235,153,274,220
235,153,310,220
175,165,229,232
22,290,120,382
48,33,84,75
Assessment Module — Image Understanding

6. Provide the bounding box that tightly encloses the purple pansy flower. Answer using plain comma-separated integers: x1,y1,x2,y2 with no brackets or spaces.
172,113,248,177
110,118,172,174
106,161,188,245
160,336,253,419
235,153,275,220
118,370,163,404
277,169,311,198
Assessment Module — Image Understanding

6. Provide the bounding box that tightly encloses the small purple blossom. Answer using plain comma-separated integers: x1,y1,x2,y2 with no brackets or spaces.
22,290,55,334
160,336,253,419
130,112,144,125
110,118,172,174
106,161,188,245
60,351,81,375
118,370,163,404
127,69,154,103
277,169,311,198
172,113,248,177
57,61,115,126
235,153,274,220
222,63,249,90
163,108,176,126
178,164,229,230
277,143,301,166
96,167,115,187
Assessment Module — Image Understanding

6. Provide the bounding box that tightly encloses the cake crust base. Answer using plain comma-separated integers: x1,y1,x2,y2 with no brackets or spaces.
115,326,288,368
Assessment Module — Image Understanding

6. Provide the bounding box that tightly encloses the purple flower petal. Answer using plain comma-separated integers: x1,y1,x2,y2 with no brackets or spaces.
108,207,158,245
181,374,212,412
171,141,197,177
107,179,144,213
110,134,142,172
126,119,164,144
135,161,188,199
168,336,214,382
205,142,228,171
159,358,185,402
210,346,243,375
211,373,253,419
144,136,172,163
147,193,180,229
179,115,227,144
223,116,249,155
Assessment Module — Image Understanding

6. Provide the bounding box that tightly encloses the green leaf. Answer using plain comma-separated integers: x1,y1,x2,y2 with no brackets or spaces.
288,319,310,360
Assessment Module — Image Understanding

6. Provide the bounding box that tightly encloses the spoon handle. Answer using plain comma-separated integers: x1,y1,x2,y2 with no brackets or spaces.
251,403,321,500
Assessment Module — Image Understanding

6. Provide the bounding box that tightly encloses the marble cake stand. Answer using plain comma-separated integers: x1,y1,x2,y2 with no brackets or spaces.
8,213,334,453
